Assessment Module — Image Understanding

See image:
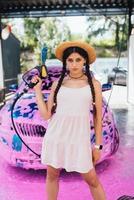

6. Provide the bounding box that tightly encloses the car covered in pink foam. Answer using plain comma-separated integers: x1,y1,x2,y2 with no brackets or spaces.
0,66,119,170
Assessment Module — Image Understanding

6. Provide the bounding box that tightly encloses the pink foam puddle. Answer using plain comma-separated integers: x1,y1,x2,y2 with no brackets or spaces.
0,145,134,200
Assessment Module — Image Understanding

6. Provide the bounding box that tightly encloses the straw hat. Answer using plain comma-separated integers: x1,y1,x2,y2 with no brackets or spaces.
55,40,96,64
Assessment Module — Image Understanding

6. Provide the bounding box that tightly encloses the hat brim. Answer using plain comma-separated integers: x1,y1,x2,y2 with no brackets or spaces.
55,41,96,64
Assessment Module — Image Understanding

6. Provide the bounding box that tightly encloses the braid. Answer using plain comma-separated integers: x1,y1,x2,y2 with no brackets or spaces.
85,62,96,116
51,61,66,114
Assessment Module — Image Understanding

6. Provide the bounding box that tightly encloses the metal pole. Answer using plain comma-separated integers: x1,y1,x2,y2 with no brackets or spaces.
0,15,5,88
127,0,134,104
0,15,1,39
128,0,132,36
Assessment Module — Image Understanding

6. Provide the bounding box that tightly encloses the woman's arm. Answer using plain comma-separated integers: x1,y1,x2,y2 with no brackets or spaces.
91,79,102,165
32,75,58,120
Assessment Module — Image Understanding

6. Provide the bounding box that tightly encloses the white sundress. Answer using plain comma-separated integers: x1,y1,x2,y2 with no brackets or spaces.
41,84,94,173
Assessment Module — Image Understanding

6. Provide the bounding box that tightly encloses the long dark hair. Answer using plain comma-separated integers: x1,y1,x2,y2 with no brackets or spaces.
51,46,96,115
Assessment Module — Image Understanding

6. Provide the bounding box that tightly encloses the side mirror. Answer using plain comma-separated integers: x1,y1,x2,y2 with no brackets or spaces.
102,83,112,92
8,84,18,92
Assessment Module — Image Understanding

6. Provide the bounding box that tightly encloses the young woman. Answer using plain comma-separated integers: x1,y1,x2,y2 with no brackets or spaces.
32,41,106,200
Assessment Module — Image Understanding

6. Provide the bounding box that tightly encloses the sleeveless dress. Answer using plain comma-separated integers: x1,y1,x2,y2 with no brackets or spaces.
41,84,94,173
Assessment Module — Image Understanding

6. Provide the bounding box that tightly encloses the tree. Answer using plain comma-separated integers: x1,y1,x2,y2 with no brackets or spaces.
86,15,128,52
2,17,71,69
22,18,42,51
22,17,71,60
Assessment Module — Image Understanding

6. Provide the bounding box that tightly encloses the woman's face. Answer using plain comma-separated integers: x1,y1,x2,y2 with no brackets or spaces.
66,52,86,74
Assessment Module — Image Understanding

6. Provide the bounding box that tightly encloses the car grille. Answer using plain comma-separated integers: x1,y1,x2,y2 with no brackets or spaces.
15,122,46,137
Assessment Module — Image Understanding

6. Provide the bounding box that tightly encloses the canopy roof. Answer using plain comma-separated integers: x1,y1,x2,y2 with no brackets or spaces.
0,0,134,18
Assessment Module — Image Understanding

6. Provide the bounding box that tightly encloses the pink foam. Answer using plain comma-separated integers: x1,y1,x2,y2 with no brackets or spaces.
0,145,134,200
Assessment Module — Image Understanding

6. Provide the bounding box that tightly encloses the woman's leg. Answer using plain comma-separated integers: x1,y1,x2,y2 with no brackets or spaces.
46,165,61,200
80,168,106,200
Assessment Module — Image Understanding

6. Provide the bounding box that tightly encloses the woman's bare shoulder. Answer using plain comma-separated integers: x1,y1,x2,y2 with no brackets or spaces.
51,76,68,90
92,78,102,91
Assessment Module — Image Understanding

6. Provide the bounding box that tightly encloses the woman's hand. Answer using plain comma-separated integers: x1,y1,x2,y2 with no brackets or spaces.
31,75,42,92
92,148,101,165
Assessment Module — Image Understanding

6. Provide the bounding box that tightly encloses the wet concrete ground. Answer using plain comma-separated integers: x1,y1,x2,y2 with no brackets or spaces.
0,86,134,200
